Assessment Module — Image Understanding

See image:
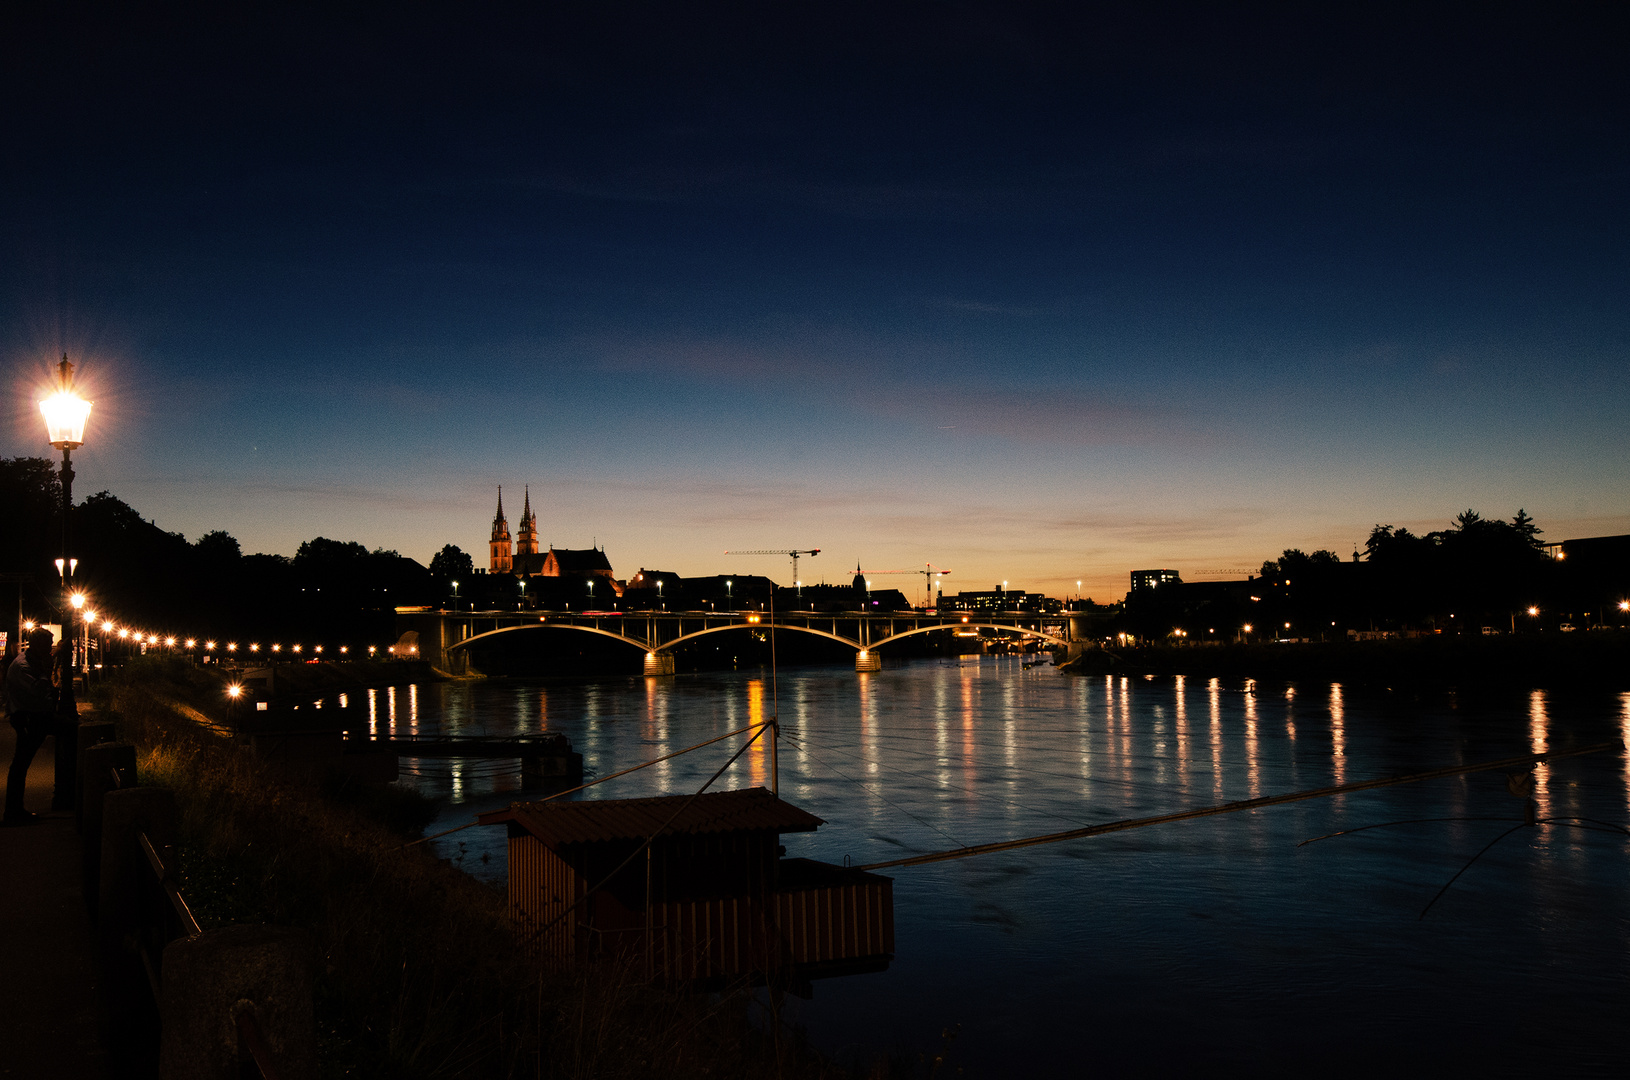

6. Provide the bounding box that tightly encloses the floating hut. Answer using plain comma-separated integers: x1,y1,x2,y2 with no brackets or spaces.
479,787,893,987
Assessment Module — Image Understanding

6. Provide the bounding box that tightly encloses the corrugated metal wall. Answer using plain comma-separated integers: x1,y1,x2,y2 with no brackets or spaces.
508,834,894,979
509,834,580,962
775,878,894,966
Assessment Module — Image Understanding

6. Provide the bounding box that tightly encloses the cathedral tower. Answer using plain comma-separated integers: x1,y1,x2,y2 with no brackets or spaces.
490,487,512,573
516,486,539,558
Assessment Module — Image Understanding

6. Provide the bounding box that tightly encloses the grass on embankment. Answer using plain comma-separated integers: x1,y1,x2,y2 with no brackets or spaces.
94,657,850,1080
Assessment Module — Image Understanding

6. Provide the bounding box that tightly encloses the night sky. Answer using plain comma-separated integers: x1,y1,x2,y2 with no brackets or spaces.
4,4,1627,599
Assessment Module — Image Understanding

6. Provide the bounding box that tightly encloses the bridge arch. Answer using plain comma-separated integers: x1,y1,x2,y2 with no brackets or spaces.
656,623,861,653
446,623,651,655
867,623,1069,650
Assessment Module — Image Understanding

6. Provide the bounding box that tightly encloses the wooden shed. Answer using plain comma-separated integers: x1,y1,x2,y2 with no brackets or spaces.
478,787,893,986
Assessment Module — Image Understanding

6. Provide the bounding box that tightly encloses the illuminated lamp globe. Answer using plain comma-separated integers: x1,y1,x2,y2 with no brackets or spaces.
39,367,92,449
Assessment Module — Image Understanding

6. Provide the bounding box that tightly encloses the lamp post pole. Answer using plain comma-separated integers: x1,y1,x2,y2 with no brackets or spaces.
40,354,92,811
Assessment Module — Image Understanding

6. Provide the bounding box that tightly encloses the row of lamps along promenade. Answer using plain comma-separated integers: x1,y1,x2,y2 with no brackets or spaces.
30,356,423,804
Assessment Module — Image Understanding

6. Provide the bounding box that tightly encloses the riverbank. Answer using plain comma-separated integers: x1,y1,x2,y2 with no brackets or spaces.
95,658,847,1078
1065,632,1630,689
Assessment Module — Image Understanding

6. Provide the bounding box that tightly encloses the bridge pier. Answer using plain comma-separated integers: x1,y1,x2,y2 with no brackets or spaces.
854,649,881,672
643,652,676,676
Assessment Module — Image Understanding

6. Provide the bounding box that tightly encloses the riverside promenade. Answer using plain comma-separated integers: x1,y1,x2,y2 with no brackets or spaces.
0,708,112,1079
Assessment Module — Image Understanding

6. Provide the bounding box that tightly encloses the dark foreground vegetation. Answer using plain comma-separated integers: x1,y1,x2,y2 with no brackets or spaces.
95,657,856,1079
1071,633,1630,690
2,457,437,647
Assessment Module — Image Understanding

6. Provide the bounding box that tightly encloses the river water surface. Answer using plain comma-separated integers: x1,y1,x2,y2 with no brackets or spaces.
350,659,1630,1076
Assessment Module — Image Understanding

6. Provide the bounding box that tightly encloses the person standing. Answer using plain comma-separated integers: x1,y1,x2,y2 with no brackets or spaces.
3,627,57,825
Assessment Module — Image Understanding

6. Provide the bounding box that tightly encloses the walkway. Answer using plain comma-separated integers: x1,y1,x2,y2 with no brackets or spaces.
0,708,112,1079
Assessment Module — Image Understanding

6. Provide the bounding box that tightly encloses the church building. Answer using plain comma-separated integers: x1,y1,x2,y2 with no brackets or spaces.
489,487,621,597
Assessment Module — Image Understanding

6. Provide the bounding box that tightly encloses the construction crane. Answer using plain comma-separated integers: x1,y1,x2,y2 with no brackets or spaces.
854,562,951,608
724,549,821,587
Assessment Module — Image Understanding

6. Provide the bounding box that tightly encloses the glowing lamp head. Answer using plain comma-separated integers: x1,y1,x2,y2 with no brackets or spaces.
165,637,176,647
102,621,113,632
39,357,92,449
1620,601,1629,612
227,684,242,699
205,641,216,651
227,642,238,651
23,620,35,631
185,639,196,649
1527,606,1539,616
69,592,85,609
249,643,259,652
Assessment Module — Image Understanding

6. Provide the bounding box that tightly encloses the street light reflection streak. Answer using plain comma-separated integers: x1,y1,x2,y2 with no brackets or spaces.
1529,690,1550,816
1209,677,1224,801
1330,683,1346,787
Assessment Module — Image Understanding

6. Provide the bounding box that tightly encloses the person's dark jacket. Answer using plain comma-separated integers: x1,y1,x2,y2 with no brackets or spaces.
4,650,54,715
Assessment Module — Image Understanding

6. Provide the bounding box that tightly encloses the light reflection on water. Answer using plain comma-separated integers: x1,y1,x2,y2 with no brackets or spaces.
385,658,1629,1075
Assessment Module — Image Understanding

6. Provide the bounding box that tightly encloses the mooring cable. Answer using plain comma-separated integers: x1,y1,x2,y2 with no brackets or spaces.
853,740,1622,872
519,722,771,947
398,721,770,849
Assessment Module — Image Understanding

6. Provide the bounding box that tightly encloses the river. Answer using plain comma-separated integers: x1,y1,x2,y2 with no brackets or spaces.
343,658,1630,1076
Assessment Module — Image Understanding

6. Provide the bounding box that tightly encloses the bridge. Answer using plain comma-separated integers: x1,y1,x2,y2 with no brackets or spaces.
396,608,1079,674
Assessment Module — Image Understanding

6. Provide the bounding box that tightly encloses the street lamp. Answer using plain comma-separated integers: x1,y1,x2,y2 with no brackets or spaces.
726,580,732,608
39,354,91,810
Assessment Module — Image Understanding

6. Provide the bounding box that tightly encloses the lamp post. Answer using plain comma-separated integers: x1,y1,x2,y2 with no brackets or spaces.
39,354,91,811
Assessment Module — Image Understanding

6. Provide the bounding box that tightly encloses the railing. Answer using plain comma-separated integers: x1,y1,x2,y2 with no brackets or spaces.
94,740,298,1079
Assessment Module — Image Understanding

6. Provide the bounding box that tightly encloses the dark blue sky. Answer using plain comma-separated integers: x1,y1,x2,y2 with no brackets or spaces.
5,3,1626,596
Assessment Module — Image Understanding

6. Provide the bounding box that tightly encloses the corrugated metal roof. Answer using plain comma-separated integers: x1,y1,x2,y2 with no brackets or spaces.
478,786,823,846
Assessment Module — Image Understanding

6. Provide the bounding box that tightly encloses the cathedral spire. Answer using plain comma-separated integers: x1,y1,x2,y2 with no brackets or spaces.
490,486,512,573
515,484,539,557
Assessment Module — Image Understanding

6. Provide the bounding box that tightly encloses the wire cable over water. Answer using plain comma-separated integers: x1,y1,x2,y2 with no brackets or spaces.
852,741,1622,872
399,721,771,849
